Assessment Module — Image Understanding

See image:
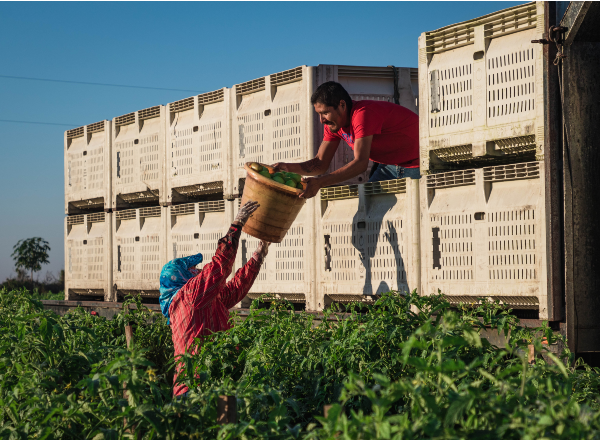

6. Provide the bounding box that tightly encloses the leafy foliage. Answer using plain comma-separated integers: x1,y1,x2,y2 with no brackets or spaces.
0,288,599,439
11,237,51,283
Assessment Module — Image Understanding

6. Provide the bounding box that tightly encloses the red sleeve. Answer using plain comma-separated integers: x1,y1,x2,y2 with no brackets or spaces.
179,224,242,310
219,258,262,309
352,105,384,139
323,124,340,142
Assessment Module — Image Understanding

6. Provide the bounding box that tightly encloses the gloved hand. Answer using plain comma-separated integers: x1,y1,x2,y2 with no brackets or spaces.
234,200,260,226
252,240,270,263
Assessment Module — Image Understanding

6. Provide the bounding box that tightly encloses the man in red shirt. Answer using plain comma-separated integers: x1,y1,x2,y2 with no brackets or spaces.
159,200,268,397
273,81,419,199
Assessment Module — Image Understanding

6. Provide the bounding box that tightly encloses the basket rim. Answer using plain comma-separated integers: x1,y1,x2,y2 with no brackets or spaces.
244,162,304,195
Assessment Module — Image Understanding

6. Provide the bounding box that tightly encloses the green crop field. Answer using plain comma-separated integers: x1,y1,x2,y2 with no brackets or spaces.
1,288,599,439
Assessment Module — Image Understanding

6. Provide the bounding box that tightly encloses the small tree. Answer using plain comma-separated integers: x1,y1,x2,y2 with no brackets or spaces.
11,237,50,284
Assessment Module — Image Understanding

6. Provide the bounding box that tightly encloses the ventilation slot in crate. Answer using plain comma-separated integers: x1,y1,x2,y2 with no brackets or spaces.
494,135,536,155
484,4,537,38
337,65,395,79
198,89,224,105
171,203,195,216
484,161,540,182
429,143,538,171
327,294,379,303
138,106,161,120
170,96,195,113
119,190,159,203
87,121,105,133
270,66,303,86
431,145,473,163
139,206,161,218
67,126,84,139
236,77,265,96
67,215,85,225
492,296,539,309
426,2,537,54
364,179,407,196
321,185,359,200
427,169,476,189
88,212,105,223
115,209,136,221
174,181,223,197
199,200,225,213
115,112,135,126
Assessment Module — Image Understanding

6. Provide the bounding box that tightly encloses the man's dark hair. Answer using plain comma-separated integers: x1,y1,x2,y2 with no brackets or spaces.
311,81,353,115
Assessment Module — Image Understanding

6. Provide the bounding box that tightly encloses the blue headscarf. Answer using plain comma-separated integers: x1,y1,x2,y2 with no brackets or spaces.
159,253,203,324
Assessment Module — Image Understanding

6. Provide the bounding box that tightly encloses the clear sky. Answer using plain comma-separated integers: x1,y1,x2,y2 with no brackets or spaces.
0,1,524,282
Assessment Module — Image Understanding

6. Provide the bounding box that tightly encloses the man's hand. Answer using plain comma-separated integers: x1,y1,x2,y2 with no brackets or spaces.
299,177,322,199
252,240,270,262
271,162,290,173
234,200,259,226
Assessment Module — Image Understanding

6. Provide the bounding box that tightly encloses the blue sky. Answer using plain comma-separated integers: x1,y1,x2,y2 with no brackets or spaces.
0,1,523,282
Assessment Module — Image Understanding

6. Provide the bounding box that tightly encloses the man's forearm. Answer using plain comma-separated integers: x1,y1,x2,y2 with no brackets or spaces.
317,159,369,187
284,158,328,176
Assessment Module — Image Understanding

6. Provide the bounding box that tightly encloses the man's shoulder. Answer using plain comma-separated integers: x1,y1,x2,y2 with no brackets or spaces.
351,100,396,117
352,100,417,122
352,99,395,109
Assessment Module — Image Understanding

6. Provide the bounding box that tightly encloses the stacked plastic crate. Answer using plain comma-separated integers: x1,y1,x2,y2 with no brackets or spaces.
164,89,236,301
232,65,418,309
64,121,113,300
317,178,421,310
112,106,166,210
108,105,169,300
417,2,556,319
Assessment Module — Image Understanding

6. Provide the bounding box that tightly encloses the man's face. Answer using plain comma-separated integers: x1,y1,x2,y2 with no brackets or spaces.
314,101,348,133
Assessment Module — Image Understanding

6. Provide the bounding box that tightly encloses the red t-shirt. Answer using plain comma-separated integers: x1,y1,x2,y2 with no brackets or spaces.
323,100,419,167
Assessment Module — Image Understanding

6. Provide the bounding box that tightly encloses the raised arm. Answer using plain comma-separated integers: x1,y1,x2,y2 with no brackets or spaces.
180,201,259,310
272,139,340,177
220,241,270,309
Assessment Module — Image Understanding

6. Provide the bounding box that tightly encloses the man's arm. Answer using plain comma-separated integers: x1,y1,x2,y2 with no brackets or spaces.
272,139,340,176
299,135,372,199
220,241,269,309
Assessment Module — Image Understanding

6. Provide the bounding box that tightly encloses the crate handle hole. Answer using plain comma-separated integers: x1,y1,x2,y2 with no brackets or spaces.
473,51,484,60
474,212,485,220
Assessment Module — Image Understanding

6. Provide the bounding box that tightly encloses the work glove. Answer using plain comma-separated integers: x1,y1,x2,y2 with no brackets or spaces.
252,240,270,263
234,200,259,226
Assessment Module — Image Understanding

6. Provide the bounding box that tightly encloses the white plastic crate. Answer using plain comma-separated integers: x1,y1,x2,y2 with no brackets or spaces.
166,89,233,202
64,121,112,214
235,197,318,309
317,178,421,310
112,106,166,209
419,161,553,318
232,65,419,196
418,2,545,173
166,200,234,272
65,212,113,300
112,206,167,296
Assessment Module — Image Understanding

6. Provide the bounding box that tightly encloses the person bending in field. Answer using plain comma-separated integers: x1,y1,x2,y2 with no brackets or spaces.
159,200,269,398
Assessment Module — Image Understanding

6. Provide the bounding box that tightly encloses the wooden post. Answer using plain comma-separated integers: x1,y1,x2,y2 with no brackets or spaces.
217,395,237,424
125,325,134,349
123,324,135,433
528,344,535,364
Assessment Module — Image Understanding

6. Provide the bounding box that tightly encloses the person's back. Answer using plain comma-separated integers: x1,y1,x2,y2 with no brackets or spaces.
323,99,419,168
